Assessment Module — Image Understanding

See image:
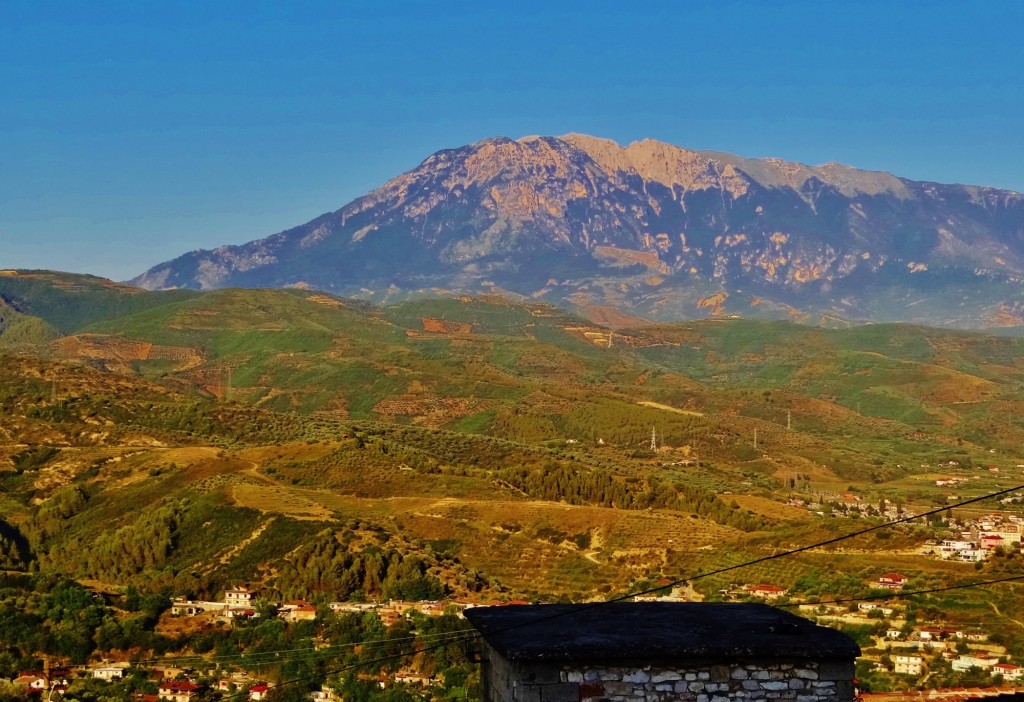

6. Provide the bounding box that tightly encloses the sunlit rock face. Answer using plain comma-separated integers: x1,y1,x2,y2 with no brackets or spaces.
133,134,1024,328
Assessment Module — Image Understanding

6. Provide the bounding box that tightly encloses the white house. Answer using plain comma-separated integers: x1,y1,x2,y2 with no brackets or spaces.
225,585,257,607
893,654,923,676
952,653,999,671
994,663,1022,680
92,664,127,680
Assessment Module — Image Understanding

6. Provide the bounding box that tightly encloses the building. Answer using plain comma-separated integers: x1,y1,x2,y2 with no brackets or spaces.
746,584,788,599
93,664,128,680
158,680,204,702
876,573,907,590
280,600,318,622
981,535,1005,551
939,540,986,562
893,654,923,676
225,585,257,607
951,654,999,671
993,663,1022,680
466,602,860,702
13,674,49,691
249,684,271,700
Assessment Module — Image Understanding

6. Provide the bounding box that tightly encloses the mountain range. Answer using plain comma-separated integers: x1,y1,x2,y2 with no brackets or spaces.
132,134,1024,329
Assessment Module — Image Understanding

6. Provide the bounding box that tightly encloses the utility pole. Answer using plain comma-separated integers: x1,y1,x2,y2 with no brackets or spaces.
787,410,791,431
754,427,758,450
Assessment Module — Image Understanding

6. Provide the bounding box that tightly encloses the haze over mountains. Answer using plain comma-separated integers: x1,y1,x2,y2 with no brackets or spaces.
133,134,1024,330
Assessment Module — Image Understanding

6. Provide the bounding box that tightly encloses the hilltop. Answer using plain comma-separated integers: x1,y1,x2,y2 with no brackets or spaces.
1,271,1023,690
130,135,1024,330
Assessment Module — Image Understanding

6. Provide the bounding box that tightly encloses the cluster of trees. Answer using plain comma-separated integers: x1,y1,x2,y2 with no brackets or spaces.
0,521,29,570
23,484,88,551
0,576,165,666
496,463,764,531
85,502,182,581
274,531,446,602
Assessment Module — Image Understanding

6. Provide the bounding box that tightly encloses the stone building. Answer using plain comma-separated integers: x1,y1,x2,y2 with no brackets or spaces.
464,602,859,702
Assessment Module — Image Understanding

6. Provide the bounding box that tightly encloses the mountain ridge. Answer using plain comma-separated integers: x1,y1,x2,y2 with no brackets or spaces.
131,134,1024,329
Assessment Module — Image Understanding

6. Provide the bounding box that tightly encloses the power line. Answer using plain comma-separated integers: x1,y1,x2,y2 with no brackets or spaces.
216,632,481,701
129,627,475,666
161,482,1024,696
773,574,1024,610
227,576,1024,700
435,483,1024,639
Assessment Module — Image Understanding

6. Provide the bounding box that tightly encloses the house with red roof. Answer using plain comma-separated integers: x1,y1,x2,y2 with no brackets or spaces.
13,674,49,691
747,584,788,599
994,663,1022,680
877,573,907,590
158,680,204,702
249,683,271,700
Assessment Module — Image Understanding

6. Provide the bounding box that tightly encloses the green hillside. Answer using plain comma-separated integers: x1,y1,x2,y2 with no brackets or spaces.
0,276,1022,687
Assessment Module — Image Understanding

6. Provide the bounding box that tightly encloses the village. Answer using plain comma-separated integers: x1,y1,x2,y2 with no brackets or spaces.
4,509,1022,702
7,504,1024,702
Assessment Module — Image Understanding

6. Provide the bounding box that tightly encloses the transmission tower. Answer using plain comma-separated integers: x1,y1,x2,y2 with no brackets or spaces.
650,427,657,451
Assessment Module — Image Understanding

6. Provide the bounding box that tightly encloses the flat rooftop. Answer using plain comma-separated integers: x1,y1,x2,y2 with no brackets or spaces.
465,602,860,663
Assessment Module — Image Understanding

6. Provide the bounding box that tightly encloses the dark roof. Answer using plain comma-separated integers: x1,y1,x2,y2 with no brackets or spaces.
465,602,860,664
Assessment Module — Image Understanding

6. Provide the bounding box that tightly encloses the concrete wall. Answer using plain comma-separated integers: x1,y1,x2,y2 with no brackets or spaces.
480,650,855,702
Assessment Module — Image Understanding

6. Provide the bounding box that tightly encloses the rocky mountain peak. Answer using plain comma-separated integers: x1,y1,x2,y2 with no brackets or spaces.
132,134,1024,330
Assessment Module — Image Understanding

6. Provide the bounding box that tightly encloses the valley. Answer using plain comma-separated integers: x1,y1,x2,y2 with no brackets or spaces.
0,271,1023,698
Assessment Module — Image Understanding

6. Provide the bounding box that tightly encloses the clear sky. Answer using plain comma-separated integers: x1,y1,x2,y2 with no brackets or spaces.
2,0,1022,281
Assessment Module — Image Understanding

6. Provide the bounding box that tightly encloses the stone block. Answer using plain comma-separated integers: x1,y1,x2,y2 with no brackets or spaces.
709,666,730,683
675,682,688,693
794,670,817,681
710,696,729,702
731,668,749,680
754,671,771,680
817,662,854,682
624,671,650,684
521,665,561,684
651,672,682,683
688,682,705,692
542,683,580,702
584,671,600,682
796,696,819,702
655,684,674,691
742,680,761,691
604,682,633,696
762,682,788,691
698,673,710,681
685,674,697,682
788,680,804,690
566,672,584,683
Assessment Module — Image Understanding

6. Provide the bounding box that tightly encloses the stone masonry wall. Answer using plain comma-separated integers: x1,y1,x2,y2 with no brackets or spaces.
504,660,855,702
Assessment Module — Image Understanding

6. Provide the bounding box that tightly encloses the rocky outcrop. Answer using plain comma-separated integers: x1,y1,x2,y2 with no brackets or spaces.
132,135,1024,328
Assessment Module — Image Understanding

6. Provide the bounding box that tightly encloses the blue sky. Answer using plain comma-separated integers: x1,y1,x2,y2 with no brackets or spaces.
2,1,1022,281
